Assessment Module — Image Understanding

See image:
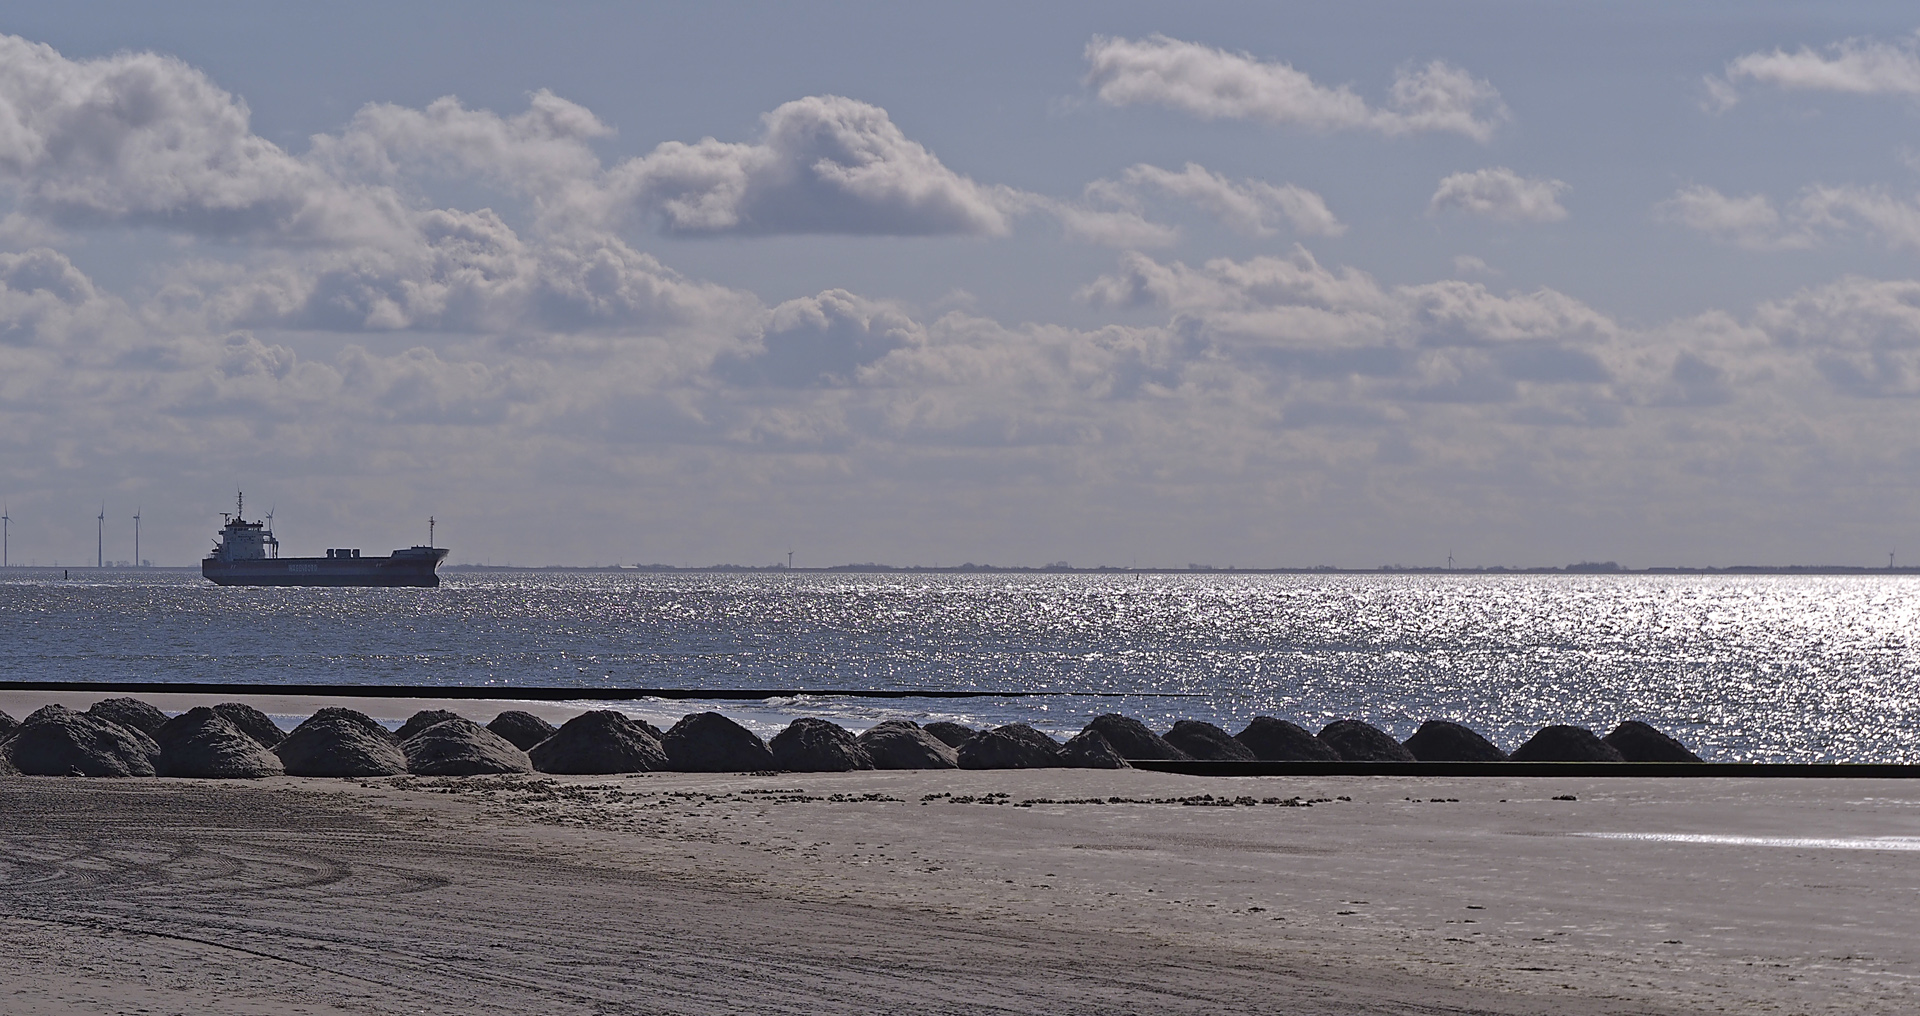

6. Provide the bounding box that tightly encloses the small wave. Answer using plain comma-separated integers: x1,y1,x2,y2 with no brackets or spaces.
1577,832,1920,852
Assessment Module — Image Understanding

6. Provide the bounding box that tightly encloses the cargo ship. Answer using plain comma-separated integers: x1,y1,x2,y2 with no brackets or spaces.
201,494,447,587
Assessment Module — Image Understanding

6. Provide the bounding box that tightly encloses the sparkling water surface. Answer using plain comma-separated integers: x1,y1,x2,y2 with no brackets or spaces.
4,570,1918,762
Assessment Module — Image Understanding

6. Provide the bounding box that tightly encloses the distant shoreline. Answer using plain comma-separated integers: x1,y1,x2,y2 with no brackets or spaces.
8,562,1920,577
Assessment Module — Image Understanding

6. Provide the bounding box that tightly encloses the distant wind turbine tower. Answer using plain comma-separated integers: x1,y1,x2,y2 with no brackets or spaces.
2,505,9,568
133,507,141,568
96,504,104,568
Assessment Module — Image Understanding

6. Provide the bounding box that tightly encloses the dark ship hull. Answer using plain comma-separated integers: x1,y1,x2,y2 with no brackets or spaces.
202,548,448,587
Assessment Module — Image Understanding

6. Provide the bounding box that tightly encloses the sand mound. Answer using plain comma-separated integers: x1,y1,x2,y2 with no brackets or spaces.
662,712,776,772
156,708,284,778
957,724,1060,769
7,709,160,777
488,710,559,751
923,721,976,748
302,706,396,739
1162,720,1256,761
1084,715,1190,761
1602,720,1701,762
25,704,77,725
1510,724,1626,762
1403,720,1507,762
771,718,874,772
85,697,170,736
403,719,533,776
529,710,667,774
1235,717,1340,761
0,708,17,740
275,708,407,777
855,720,958,769
1318,720,1416,762
1058,729,1129,769
207,702,285,748
396,709,464,741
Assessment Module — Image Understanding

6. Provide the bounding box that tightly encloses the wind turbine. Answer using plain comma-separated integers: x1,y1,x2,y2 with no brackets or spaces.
2,505,9,568
96,504,104,568
133,507,141,568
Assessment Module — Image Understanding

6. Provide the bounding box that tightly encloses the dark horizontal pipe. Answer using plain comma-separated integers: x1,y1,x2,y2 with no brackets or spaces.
1130,760,1920,778
0,680,1198,701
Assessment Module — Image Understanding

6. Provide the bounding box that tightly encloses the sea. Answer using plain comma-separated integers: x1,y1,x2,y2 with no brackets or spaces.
3,569,1918,763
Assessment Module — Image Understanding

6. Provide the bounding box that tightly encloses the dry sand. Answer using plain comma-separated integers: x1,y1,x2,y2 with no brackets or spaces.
4,769,1918,1015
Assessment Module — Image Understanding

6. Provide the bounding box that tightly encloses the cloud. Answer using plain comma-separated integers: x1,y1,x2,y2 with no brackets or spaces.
159,213,766,377
0,35,1039,246
1033,195,1182,248
312,89,613,212
1752,275,1920,396
1428,168,1569,223
1710,33,1920,109
0,247,124,349
1655,186,1793,249
1656,183,1920,252
1117,163,1344,237
717,289,923,388
602,95,1015,237
1083,34,1507,141
0,34,410,245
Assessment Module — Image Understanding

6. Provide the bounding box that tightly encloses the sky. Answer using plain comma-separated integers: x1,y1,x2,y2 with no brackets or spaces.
4,1,1920,568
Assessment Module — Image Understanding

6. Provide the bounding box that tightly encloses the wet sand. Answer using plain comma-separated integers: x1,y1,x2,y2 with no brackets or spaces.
4,770,1917,1014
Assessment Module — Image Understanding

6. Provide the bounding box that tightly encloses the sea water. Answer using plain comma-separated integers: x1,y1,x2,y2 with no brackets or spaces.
3,569,1918,762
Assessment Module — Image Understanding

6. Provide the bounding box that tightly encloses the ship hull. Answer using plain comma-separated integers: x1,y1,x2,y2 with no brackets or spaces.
202,551,447,587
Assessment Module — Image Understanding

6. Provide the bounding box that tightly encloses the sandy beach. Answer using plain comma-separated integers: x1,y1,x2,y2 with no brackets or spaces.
5,766,1917,1014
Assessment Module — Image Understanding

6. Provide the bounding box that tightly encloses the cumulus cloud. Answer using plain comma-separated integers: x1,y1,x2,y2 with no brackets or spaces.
1655,186,1794,250
1656,183,1920,252
0,34,1045,248
1428,168,1569,223
167,216,765,357
313,89,613,206
718,289,924,388
602,96,1015,237
0,34,410,245
1709,33,1920,109
1753,275,1920,396
1115,163,1344,237
0,247,100,347
1084,34,1508,141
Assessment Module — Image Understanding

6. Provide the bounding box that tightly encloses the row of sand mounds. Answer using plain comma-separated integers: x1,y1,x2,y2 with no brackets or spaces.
929,713,1701,765
0,698,1706,777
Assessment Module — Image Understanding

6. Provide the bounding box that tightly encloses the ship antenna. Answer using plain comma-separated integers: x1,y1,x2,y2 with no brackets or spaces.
429,516,435,549
236,491,243,523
